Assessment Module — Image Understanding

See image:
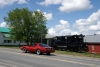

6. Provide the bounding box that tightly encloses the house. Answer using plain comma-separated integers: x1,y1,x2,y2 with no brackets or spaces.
84,35,100,54
0,27,20,45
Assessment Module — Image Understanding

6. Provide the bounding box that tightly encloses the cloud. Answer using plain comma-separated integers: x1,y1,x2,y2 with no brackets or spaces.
46,20,79,38
43,12,53,20
0,22,7,27
37,0,62,6
59,0,93,13
36,9,53,20
54,20,70,32
0,0,28,8
47,28,57,37
47,9,100,37
73,9,100,35
37,0,93,13
88,21,100,31
18,0,28,4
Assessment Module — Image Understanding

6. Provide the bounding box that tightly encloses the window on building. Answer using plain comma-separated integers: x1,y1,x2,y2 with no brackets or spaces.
4,40,12,43
4,40,7,43
92,44,94,50
8,40,12,43
14,41,16,43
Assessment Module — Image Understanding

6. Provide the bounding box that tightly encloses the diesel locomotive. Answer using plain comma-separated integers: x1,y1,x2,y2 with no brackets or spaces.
43,35,88,52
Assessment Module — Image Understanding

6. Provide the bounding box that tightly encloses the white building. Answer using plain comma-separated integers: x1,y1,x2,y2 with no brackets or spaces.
0,27,20,45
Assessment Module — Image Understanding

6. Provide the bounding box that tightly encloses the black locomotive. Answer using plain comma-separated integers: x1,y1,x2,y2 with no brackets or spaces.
43,34,88,52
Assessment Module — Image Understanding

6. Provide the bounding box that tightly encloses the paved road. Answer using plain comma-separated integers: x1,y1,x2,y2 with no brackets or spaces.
0,48,100,67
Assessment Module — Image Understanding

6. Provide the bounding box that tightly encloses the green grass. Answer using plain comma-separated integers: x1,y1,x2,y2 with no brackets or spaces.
55,50,100,58
0,46,100,58
0,45,19,49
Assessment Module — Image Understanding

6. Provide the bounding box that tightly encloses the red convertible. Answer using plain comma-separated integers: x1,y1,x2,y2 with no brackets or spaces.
20,43,55,55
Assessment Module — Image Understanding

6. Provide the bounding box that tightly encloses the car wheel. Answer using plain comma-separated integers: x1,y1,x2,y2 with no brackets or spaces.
22,48,27,53
36,49,41,55
46,53,50,55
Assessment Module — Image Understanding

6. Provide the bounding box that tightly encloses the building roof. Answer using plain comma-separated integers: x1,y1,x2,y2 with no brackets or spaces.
3,33,10,38
0,27,10,33
84,35,100,43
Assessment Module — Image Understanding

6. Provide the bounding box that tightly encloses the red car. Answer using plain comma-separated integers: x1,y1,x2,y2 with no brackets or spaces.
20,43,55,55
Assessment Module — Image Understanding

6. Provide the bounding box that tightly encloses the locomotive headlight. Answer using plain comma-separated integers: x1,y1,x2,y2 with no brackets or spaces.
65,37,67,39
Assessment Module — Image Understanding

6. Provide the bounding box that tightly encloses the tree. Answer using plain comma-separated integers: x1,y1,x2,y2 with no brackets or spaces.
4,8,48,44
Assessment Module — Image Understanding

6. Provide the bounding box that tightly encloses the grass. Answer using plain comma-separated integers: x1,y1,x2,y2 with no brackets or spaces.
55,50,100,58
0,45,100,59
0,45,19,49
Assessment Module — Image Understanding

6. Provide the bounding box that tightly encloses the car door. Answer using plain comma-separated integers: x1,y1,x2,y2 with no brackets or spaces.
29,44,37,52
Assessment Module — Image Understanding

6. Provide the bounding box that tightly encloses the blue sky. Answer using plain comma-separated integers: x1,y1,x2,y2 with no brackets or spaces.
0,0,100,37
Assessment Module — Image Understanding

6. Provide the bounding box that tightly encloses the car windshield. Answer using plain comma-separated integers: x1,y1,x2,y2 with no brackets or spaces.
40,44,49,47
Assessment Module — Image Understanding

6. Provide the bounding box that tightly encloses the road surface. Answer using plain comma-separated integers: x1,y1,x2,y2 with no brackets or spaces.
0,48,100,67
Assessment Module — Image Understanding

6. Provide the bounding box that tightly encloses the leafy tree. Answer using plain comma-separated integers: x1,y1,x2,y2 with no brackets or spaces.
4,8,48,44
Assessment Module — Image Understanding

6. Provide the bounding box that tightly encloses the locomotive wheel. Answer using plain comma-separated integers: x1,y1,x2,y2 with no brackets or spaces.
84,47,88,52
78,47,82,53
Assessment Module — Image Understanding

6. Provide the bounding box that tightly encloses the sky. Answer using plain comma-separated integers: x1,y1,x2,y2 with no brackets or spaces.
0,0,100,38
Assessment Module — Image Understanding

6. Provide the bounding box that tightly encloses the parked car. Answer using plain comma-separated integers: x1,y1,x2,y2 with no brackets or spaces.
20,43,55,55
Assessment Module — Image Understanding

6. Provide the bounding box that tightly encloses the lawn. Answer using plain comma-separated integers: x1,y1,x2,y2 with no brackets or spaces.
55,50,100,58
0,45,19,49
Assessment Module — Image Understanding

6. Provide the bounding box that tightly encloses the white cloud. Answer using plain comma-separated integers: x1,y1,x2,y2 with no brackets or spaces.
59,0,93,13
88,21,100,31
43,12,53,20
36,9,53,20
47,9,100,37
73,9,100,35
0,22,7,27
96,31,100,34
18,0,27,4
54,20,70,32
46,28,57,38
46,20,79,38
37,0,62,6
37,0,93,13
37,9,41,12
0,0,28,8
